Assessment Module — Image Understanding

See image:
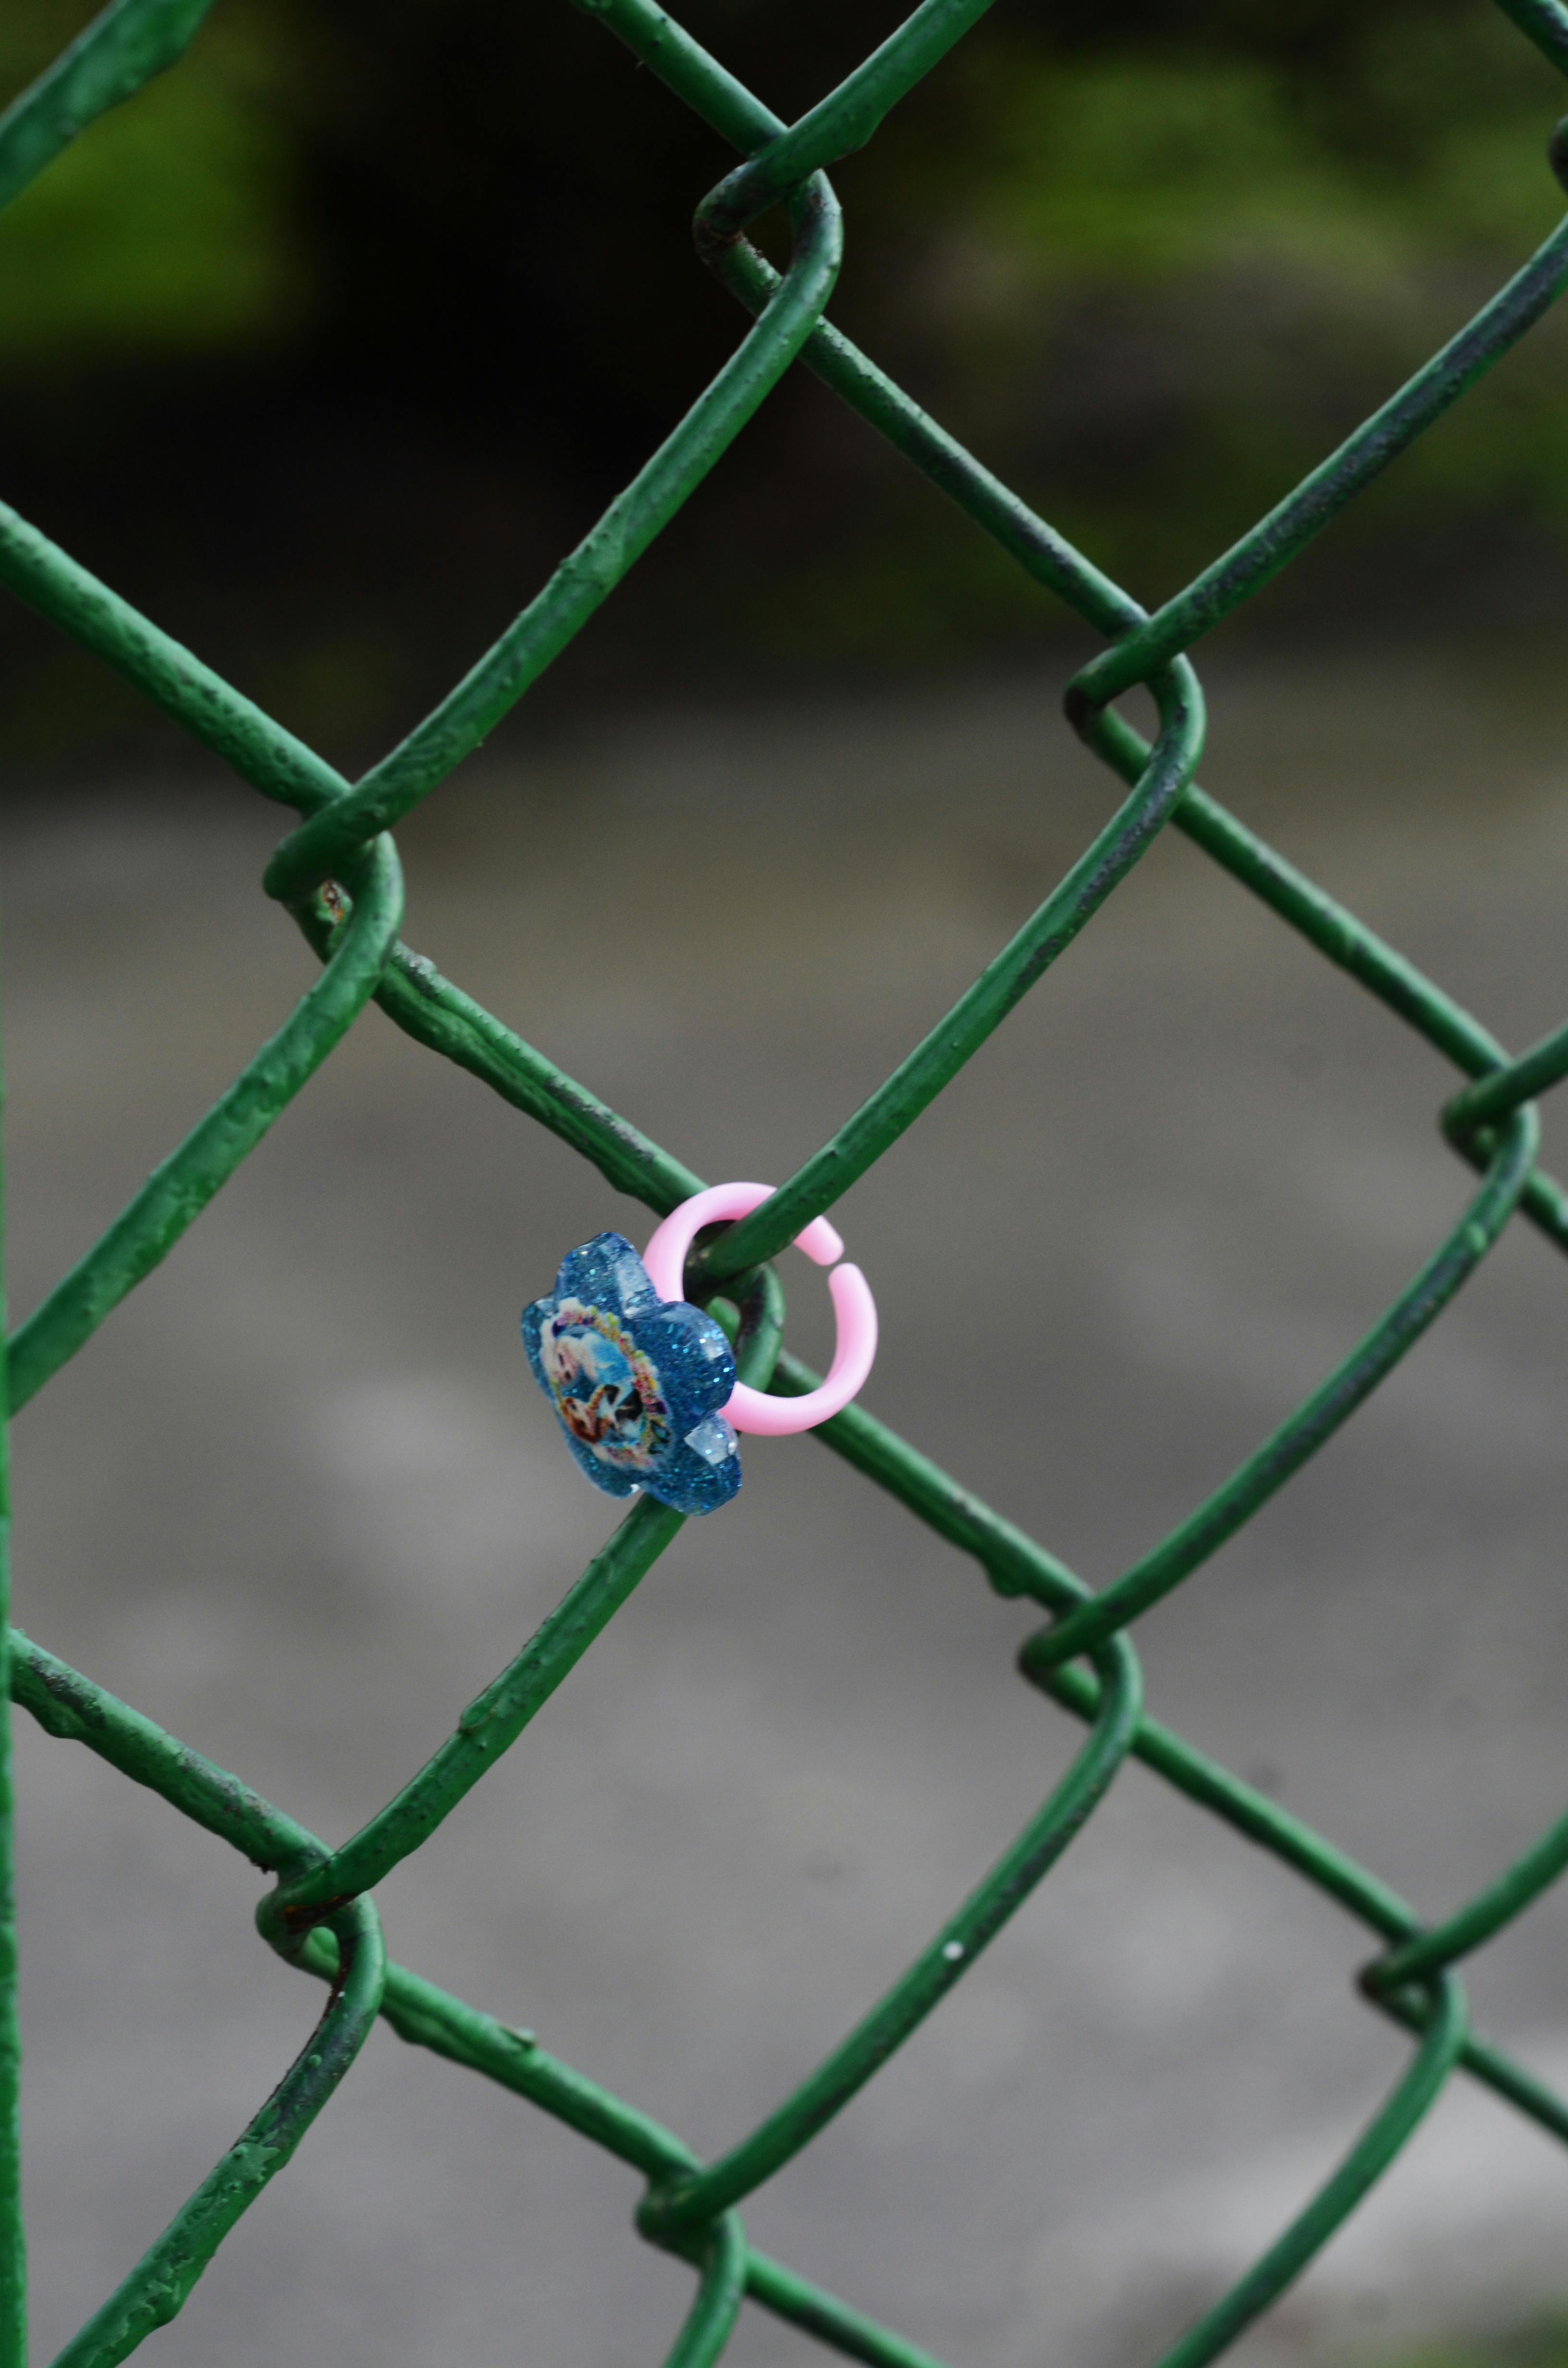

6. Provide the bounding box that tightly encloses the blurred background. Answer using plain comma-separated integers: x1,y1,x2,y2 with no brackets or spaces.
2,3,1568,2366
4,0,1568,762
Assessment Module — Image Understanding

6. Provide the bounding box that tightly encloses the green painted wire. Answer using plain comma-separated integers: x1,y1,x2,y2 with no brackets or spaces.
640,1630,1143,2241
698,659,1206,1281
5,839,405,1414
260,0,1085,912
1369,1801,1568,1992
1493,0,1568,74
696,0,999,237
1069,211,1568,714
741,2256,954,2368
263,1493,685,1934
49,1896,386,2368
1444,1010,1568,1135
0,506,701,1216
376,945,705,1211
795,1381,1568,2153
259,174,844,906
1152,1974,1468,2368
0,0,220,216
662,2216,749,2368
0,505,344,818
1032,1106,1538,1667
9,1629,946,2368
0,1011,20,2361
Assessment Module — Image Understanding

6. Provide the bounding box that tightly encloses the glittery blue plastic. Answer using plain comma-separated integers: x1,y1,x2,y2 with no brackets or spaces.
522,1232,741,1515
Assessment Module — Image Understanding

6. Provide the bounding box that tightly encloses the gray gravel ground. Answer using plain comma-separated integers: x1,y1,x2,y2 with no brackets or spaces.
4,643,1568,2368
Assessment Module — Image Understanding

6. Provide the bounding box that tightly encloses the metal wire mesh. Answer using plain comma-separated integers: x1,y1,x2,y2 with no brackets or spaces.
2,0,1568,2359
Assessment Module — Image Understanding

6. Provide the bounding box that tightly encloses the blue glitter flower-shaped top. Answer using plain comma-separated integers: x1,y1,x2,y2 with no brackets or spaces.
522,1232,740,1515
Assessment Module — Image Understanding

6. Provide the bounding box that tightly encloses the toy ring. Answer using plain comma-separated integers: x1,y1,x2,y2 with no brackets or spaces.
642,1181,877,1436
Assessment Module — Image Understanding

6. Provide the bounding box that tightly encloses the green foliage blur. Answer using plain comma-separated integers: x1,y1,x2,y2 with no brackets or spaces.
0,0,301,356
836,0,1568,635
0,0,1566,751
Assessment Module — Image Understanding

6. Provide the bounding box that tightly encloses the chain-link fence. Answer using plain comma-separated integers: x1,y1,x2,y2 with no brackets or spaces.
2,0,1568,2360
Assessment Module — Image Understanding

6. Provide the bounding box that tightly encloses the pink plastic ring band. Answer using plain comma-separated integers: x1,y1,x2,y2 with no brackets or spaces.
642,1182,877,1437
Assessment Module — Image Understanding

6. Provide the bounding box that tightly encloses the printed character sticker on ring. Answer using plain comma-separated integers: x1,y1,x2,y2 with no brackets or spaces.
522,1182,878,1515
